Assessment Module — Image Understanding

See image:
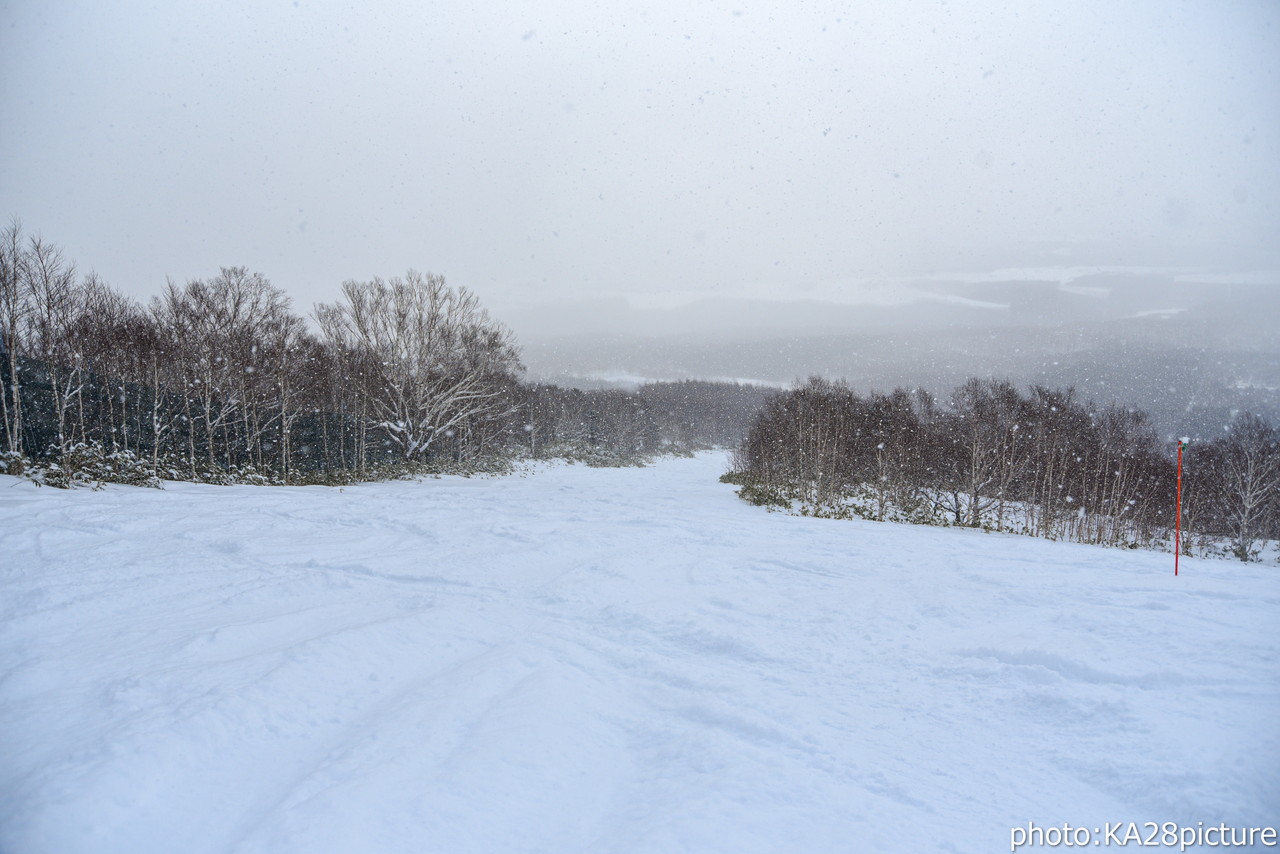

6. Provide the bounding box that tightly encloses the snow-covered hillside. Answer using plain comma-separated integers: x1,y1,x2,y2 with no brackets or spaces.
2,454,1277,854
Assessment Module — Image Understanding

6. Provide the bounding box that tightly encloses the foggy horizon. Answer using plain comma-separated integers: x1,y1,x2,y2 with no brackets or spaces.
4,0,1278,346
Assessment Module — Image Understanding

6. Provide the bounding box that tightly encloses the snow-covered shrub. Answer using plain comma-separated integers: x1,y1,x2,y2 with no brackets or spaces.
136,454,287,486
413,451,520,478
539,440,649,468
739,482,790,508
24,443,162,489
0,450,28,477
722,472,791,509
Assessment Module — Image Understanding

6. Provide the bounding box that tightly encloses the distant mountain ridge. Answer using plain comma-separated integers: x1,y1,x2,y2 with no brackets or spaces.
520,316,1279,442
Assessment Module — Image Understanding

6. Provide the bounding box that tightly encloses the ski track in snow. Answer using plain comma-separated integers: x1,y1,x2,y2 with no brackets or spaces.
1,454,1277,853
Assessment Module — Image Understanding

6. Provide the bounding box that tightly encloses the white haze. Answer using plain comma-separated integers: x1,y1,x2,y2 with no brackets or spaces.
2,0,1277,336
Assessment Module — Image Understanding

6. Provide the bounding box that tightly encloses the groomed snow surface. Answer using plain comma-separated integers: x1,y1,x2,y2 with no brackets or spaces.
2,453,1277,854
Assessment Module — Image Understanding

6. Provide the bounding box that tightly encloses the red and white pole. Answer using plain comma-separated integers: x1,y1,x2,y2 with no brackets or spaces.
1175,438,1187,576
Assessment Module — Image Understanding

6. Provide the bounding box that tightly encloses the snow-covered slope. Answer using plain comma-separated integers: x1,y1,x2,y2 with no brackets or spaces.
1,455,1276,854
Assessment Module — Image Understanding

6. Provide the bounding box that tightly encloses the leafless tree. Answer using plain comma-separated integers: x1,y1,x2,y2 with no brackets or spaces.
1081,406,1165,546
315,271,521,463
0,220,29,455
24,235,81,453
149,267,301,474
1213,414,1280,560
934,378,1031,527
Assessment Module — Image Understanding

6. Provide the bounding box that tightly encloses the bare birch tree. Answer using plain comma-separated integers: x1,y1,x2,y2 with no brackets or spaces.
25,235,81,453
315,270,521,462
0,220,29,456
1215,413,1280,560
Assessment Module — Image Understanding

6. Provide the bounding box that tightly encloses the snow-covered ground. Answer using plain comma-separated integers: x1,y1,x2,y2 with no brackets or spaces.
2,454,1277,854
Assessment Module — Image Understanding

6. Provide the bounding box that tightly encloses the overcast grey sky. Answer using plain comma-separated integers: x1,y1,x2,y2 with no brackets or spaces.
3,0,1278,324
